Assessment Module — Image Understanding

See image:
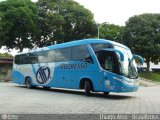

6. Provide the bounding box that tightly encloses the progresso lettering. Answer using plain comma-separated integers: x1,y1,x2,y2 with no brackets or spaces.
59,63,87,69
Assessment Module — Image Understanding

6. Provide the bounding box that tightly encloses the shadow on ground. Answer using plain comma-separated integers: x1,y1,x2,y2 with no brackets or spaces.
14,85,136,100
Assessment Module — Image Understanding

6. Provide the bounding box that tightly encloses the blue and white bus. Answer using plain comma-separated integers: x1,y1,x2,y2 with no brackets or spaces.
12,39,143,96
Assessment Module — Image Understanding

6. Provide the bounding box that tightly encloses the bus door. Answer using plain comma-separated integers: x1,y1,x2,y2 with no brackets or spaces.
96,50,121,91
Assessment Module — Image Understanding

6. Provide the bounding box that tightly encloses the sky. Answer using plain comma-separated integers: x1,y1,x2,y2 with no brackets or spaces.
1,0,160,26
74,0,160,26
1,0,160,55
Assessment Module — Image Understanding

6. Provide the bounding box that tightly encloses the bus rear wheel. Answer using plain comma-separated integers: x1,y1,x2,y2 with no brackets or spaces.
25,78,33,89
84,81,91,96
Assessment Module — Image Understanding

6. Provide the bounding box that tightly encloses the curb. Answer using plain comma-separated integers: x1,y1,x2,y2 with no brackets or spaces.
0,80,12,82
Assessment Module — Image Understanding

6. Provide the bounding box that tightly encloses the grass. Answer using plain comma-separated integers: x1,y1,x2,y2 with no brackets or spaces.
139,72,160,82
157,72,160,75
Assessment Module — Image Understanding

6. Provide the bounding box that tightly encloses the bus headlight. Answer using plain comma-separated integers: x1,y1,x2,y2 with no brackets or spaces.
125,78,134,83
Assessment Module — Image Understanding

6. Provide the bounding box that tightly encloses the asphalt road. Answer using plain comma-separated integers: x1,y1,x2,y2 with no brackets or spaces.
0,82,160,114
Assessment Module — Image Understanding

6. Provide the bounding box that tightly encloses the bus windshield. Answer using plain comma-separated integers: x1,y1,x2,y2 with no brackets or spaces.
91,43,138,79
114,46,138,79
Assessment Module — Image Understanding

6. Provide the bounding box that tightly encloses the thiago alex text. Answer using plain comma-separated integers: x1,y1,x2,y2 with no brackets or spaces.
100,114,159,120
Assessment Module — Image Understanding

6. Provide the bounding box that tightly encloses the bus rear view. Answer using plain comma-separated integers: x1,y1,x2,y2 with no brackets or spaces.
12,39,143,96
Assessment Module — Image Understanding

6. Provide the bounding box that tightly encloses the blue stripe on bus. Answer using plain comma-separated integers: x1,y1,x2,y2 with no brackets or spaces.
38,64,45,83
41,69,47,83
39,69,45,83
42,70,47,83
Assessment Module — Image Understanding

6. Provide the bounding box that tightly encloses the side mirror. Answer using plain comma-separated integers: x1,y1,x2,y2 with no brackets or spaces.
133,54,144,65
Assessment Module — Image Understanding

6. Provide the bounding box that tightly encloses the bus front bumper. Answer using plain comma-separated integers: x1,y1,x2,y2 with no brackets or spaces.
119,79,139,92
104,77,139,92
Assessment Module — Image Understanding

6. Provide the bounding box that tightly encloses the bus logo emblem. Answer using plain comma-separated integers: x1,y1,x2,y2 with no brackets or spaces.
36,66,50,84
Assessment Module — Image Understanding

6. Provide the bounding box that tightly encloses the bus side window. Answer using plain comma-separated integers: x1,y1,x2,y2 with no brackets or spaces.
15,54,27,64
15,55,20,64
71,45,93,63
29,53,38,64
47,50,56,62
22,54,28,64
36,52,44,63
55,47,71,62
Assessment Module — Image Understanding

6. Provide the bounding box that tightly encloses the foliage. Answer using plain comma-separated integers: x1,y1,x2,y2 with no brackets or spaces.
139,72,160,82
36,0,97,47
100,23,124,43
0,52,13,59
0,69,12,81
0,0,39,51
123,13,160,72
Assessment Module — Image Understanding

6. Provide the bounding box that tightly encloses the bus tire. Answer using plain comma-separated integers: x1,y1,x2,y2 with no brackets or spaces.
104,92,109,96
25,78,33,89
84,81,91,96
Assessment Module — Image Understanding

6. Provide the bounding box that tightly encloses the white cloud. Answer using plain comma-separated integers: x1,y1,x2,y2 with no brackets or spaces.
75,0,160,25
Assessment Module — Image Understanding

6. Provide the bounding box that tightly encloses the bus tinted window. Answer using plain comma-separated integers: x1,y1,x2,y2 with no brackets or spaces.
36,51,45,63
15,54,28,64
15,45,92,64
71,45,93,63
15,55,21,64
47,50,56,62
28,53,38,64
91,43,113,52
56,47,71,62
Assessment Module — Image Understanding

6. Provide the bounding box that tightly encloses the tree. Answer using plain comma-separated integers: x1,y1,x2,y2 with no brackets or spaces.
0,53,13,59
36,0,97,47
99,23,124,43
0,0,39,52
123,13,160,72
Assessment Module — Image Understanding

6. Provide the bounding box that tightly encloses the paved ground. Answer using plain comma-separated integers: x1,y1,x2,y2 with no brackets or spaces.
0,82,160,114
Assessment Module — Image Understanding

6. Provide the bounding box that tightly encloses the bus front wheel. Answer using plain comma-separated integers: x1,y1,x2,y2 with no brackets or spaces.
84,81,91,96
25,78,33,89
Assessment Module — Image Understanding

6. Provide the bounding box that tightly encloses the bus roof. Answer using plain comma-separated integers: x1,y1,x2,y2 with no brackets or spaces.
16,38,129,55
